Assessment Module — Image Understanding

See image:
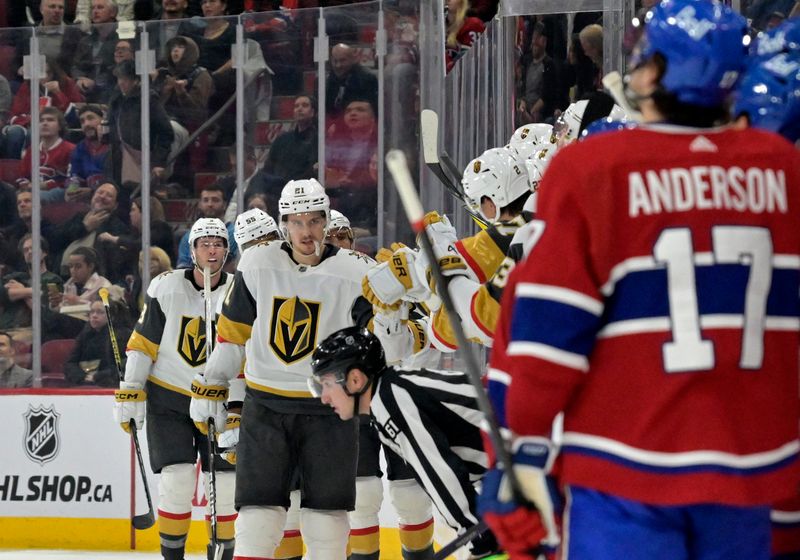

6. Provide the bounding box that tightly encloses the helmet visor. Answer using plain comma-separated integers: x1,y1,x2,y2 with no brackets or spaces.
307,370,347,398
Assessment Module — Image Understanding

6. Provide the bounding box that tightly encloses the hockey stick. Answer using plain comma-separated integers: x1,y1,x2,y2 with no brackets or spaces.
386,149,538,533
433,520,489,560
421,109,489,229
99,288,156,531
203,267,224,560
440,150,464,185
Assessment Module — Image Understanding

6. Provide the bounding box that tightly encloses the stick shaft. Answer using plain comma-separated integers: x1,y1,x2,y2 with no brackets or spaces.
386,149,529,504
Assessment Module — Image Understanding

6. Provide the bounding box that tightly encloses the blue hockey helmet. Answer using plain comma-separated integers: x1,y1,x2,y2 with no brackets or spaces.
632,0,748,106
733,51,800,142
750,17,800,61
580,117,636,140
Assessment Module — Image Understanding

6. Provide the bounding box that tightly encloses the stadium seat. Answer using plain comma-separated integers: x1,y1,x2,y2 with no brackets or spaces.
41,339,76,388
42,201,89,225
0,159,20,183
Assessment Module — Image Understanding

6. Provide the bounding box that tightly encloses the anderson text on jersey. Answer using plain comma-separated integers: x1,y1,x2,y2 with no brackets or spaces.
629,166,788,217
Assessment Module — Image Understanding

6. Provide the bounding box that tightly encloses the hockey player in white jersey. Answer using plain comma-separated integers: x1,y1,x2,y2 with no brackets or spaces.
363,147,533,350
114,217,237,560
233,208,281,253
189,179,416,560
326,209,355,249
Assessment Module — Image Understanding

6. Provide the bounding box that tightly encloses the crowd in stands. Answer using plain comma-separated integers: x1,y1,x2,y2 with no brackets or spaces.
0,0,543,389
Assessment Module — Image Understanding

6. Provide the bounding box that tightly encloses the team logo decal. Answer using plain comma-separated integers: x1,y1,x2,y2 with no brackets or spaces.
24,405,60,465
177,316,215,367
520,127,530,139
473,160,482,173
269,296,321,364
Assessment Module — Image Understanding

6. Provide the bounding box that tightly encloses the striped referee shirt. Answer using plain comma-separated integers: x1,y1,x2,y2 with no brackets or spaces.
370,367,487,531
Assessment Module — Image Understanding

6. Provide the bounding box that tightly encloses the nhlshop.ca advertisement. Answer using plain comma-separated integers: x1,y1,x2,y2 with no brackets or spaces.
0,393,130,518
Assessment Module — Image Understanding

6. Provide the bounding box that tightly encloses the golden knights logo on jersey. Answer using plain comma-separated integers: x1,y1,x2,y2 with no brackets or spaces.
269,296,321,364
177,316,216,367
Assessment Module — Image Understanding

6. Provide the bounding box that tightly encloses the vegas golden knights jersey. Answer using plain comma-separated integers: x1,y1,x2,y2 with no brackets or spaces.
126,269,231,396
431,215,526,350
216,242,375,398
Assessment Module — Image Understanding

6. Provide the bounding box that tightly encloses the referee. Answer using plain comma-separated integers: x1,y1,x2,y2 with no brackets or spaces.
309,327,499,558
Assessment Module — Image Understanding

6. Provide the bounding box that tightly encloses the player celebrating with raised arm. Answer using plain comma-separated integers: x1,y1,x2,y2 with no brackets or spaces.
114,218,238,560
479,1,800,559
189,180,414,560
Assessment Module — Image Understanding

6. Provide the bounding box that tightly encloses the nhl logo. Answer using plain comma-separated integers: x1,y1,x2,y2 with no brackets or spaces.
23,405,60,465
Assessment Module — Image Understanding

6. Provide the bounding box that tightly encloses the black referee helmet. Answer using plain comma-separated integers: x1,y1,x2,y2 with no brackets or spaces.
309,326,386,396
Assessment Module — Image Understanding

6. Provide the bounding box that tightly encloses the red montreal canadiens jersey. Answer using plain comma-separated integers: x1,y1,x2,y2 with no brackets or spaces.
497,125,800,507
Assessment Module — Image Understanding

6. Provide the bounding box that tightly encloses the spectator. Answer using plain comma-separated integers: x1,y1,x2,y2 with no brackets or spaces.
152,35,214,132
54,246,112,311
1,190,58,273
18,107,77,200
32,0,85,75
0,235,64,330
199,0,237,144
263,94,318,183
98,195,175,271
325,97,377,230
0,74,23,160
222,145,277,223
445,0,485,72
764,10,787,29
64,298,131,387
747,0,797,30
244,191,269,212
71,0,119,103
566,32,599,102
107,60,175,186
124,245,171,315
0,182,17,233
578,23,603,88
325,43,378,120
10,58,84,130
516,21,569,125
0,332,32,388
149,0,202,63
176,184,237,268
113,38,135,65
74,0,134,23
67,105,111,199
52,181,130,279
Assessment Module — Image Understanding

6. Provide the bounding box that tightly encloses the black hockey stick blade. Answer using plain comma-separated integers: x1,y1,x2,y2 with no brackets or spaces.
440,150,464,184
130,425,156,530
132,511,156,531
433,521,488,560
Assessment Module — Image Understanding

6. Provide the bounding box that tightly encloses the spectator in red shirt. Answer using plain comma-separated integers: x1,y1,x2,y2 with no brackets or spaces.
9,57,84,130
18,107,76,199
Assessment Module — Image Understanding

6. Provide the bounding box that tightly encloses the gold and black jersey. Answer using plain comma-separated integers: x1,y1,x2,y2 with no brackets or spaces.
216,242,375,398
453,215,525,283
431,216,527,350
126,268,231,396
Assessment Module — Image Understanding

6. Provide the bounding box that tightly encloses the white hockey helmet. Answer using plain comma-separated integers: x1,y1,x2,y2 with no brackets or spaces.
189,217,229,268
279,179,329,218
508,123,556,152
278,178,330,242
554,100,627,146
328,209,351,231
461,147,532,223
234,208,280,251
523,155,546,193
